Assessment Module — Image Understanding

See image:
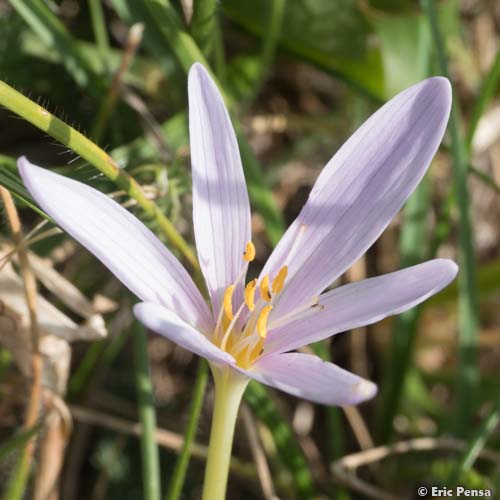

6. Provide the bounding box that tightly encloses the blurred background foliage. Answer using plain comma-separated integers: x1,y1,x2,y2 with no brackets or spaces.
0,0,499,499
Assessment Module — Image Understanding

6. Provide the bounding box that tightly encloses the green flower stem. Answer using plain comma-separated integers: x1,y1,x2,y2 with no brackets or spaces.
0,79,199,271
422,0,479,436
133,322,161,500
202,368,249,500
165,360,209,500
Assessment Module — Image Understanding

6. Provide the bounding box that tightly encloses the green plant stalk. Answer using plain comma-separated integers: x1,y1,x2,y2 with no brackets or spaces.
88,0,111,67
423,0,479,437
0,79,198,270
1,442,33,500
133,322,161,500
201,368,249,500
250,0,285,99
144,0,211,74
165,360,209,500
190,0,217,57
466,49,500,150
0,425,40,464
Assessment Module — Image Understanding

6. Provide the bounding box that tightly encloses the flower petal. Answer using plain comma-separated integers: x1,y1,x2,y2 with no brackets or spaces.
264,259,458,355
239,352,376,406
134,302,235,366
188,63,251,318
261,77,452,321
19,157,212,332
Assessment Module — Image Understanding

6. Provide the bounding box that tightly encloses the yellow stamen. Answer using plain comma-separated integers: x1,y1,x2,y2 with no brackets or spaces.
259,275,272,302
223,285,235,321
244,279,257,311
271,265,288,294
257,305,273,339
243,241,256,262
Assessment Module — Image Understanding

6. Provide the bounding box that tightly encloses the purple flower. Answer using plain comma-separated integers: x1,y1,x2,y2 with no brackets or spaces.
19,63,457,406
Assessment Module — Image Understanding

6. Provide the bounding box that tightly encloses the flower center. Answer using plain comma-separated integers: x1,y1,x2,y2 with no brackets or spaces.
213,241,288,369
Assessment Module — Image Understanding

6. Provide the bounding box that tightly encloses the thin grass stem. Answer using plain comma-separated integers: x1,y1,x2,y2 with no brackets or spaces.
133,321,161,500
165,360,208,500
422,0,479,437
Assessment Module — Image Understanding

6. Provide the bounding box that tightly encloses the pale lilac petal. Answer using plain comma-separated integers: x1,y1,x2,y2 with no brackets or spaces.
19,157,212,332
188,63,251,318
134,302,235,366
238,353,376,406
261,78,452,320
264,259,458,355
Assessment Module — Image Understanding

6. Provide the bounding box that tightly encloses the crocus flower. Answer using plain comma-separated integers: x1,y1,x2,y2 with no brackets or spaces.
18,63,456,499
19,63,456,405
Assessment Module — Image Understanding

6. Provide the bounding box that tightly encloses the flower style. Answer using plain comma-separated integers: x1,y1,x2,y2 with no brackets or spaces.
19,63,456,408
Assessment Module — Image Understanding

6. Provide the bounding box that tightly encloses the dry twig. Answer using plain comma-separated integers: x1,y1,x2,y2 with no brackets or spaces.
331,436,500,500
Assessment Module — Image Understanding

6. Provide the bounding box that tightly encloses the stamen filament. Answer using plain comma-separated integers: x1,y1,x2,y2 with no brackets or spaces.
220,301,247,352
268,296,323,331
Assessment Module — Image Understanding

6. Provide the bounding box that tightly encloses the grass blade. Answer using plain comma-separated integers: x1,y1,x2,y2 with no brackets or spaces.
88,0,111,67
422,0,479,437
251,0,285,98
164,360,209,500
455,398,500,475
133,321,161,500
190,0,217,57
377,179,430,441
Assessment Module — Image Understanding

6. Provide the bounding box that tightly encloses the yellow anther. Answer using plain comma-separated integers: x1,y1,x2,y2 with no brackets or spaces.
244,279,257,311
223,285,235,321
271,265,288,294
243,241,256,262
259,275,272,302
257,305,273,339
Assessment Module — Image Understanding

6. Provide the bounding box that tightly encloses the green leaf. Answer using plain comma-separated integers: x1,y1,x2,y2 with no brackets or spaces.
223,0,385,100
369,10,431,97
